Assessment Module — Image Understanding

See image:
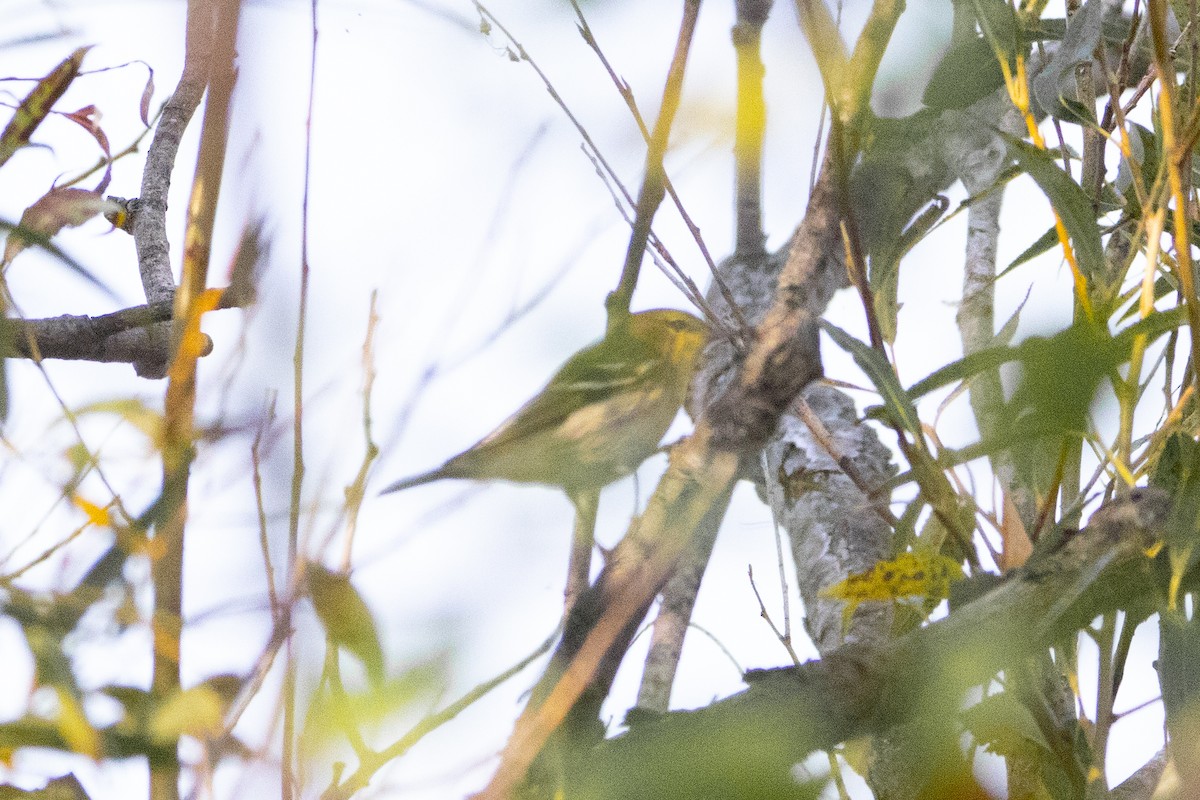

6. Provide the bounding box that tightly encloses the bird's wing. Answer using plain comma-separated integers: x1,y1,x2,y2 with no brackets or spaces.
473,334,662,451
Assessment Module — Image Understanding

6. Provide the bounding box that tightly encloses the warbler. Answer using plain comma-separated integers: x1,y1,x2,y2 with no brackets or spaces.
380,309,709,496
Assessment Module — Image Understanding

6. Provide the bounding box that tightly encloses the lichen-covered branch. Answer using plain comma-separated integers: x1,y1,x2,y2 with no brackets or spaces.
580,489,1171,797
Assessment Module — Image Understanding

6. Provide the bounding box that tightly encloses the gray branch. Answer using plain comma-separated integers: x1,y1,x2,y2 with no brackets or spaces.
582,488,1172,796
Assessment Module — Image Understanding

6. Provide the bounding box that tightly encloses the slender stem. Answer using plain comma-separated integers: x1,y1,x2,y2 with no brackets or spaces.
571,0,749,334
1089,614,1118,797
283,2,320,797
1149,0,1200,388
732,0,771,258
606,0,701,325
565,490,599,616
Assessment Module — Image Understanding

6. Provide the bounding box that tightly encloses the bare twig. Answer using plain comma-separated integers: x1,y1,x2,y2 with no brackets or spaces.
748,564,802,665
475,2,733,335
336,293,380,570
606,0,700,324
282,1,322,797
571,0,749,334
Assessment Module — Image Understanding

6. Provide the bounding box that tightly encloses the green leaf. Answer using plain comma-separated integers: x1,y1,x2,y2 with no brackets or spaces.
961,691,1052,757
1160,608,1200,761
1114,122,1159,204
971,0,1021,63
1001,322,1121,495
995,286,1030,347
907,345,1021,401
1156,436,1200,603
1002,322,1120,438
1005,136,1104,279
1112,306,1188,351
1004,225,1058,275
1030,0,1104,123
0,773,90,799
923,37,1005,110
820,320,921,435
906,307,1186,402
306,563,386,687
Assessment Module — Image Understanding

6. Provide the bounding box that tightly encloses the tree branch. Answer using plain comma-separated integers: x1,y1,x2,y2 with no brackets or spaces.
580,488,1172,796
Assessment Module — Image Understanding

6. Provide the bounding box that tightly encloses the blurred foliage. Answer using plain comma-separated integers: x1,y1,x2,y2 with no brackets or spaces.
6,1,1200,798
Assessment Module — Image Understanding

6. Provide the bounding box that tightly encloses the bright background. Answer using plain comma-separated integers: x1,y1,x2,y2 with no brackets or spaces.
0,0,1167,798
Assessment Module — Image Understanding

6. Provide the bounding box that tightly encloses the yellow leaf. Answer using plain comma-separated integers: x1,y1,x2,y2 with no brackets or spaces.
151,685,226,743
71,495,111,527
55,687,100,759
72,398,166,450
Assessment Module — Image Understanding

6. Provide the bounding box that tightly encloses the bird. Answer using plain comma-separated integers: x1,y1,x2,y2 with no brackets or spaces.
380,309,709,496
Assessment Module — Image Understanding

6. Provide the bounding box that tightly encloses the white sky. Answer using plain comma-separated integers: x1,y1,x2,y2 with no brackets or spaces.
0,0,1171,798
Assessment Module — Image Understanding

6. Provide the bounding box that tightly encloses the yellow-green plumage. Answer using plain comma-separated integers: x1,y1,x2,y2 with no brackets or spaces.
380,309,709,495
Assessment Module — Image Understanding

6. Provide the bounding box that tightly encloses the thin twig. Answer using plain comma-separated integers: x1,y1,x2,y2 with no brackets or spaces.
747,564,801,665
792,395,897,526
282,1,321,797
606,0,701,324
571,0,749,334
475,2,720,329
337,293,380,570
251,395,280,614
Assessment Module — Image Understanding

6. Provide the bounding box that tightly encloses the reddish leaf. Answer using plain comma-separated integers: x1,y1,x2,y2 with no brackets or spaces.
0,47,90,168
61,105,112,193
3,187,119,267
62,104,111,159
140,65,155,126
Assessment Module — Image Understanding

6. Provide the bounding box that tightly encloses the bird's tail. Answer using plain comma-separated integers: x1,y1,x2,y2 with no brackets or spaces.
378,468,445,495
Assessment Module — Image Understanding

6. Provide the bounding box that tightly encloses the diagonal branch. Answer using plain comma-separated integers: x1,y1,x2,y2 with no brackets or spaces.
580,488,1172,795
606,0,701,324
473,135,840,800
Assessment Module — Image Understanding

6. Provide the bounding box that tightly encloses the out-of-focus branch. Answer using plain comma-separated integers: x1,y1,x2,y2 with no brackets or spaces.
150,1,240,799
950,98,1036,533
732,0,771,259
633,487,734,713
